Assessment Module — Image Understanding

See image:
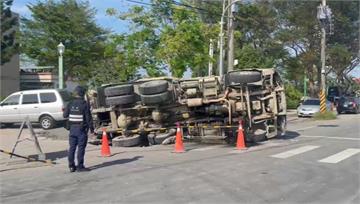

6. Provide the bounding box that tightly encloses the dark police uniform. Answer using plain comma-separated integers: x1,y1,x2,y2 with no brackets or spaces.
63,86,94,172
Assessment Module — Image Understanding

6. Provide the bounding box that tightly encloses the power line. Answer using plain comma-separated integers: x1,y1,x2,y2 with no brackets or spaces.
171,0,216,13
125,0,153,7
124,0,222,17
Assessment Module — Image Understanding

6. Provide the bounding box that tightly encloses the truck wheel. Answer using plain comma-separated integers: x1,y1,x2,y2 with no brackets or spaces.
104,84,134,97
106,94,134,106
154,129,176,144
112,135,141,147
276,116,287,137
147,133,156,145
40,115,55,130
225,70,262,86
139,80,168,95
140,91,170,105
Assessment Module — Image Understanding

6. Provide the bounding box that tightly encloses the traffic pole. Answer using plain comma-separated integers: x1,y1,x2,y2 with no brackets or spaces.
319,89,327,113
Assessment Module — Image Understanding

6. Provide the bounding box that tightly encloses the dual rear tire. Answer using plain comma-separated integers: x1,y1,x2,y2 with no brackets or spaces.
139,80,172,105
103,81,172,106
104,84,135,106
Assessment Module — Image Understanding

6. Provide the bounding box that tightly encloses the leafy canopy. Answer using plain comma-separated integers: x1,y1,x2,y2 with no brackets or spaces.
21,0,107,80
1,0,18,65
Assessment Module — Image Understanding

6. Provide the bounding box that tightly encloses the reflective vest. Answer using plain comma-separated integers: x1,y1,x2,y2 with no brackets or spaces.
69,103,84,125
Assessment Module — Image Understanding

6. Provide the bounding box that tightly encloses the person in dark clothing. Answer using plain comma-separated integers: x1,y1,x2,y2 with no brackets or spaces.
63,86,94,172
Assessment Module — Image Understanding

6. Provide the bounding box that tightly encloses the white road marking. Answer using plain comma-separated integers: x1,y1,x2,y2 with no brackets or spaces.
229,141,289,154
271,145,320,159
318,148,360,164
300,135,360,141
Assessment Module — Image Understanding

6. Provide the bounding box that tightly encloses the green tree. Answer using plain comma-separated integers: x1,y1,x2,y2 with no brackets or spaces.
1,0,18,65
285,83,302,109
21,0,107,80
273,1,359,95
328,44,352,82
156,7,217,77
107,0,358,84
107,4,164,78
108,0,218,78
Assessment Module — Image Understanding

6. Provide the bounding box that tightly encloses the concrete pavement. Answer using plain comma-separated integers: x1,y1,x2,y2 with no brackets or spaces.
0,114,359,203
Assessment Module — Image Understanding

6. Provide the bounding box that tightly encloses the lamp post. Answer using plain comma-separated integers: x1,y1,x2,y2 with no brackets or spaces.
218,0,241,78
57,42,65,89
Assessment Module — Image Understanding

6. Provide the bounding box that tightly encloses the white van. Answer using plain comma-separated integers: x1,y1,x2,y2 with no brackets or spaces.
0,89,72,129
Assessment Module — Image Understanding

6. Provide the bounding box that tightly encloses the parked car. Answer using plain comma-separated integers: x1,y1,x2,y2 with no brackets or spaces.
0,89,72,129
297,98,331,117
337,96,360,114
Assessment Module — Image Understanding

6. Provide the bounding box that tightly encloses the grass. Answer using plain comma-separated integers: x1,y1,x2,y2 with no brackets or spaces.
313,111,337,120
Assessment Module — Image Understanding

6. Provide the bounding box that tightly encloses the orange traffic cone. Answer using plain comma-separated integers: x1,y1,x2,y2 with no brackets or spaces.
236,120,246,150
173,123,185,153
101,129,111,157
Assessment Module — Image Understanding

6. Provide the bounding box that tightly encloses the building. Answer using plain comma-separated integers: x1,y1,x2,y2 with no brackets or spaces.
20,66,57,90
20,67,79,92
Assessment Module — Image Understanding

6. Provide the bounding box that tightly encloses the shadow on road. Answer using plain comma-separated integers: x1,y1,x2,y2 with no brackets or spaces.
276,130,301,140
89,156,143,170
28,150,68,161
317,125,339,127
243,131,300,148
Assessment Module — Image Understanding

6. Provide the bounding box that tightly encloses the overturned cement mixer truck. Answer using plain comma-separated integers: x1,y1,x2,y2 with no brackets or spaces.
90,68,287,147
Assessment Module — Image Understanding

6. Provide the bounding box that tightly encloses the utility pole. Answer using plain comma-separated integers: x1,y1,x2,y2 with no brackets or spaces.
208,39,214,76
227,0,235,72
218,0,227,78
317,0,332,114
320,0,326,94
218,0,240,78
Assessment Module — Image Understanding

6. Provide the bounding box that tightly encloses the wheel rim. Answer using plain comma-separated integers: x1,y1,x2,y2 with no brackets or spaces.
42,119,51,128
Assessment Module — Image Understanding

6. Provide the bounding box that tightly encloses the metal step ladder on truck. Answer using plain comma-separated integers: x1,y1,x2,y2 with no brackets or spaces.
90,68,287,147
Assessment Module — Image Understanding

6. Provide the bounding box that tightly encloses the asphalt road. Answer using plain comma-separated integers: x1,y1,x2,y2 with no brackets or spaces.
0,114,359,203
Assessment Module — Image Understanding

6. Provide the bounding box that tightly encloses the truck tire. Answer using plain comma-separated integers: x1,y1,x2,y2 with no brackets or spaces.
106,94,134,106
112,135,141,147
140,91,170,105
104,84,134,97
97,85,110,107
276,115,287,137
225,70,262,86
154,129,176,144
139,80,168,95
147,133,156,145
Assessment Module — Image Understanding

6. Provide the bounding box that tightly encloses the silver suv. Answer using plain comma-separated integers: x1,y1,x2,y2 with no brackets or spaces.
0,89,71,129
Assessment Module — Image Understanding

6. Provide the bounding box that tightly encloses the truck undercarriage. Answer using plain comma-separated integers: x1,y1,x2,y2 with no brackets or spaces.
91,68,287,147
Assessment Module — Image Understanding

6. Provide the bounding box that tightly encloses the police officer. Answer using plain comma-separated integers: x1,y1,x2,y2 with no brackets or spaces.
64,86,94,172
